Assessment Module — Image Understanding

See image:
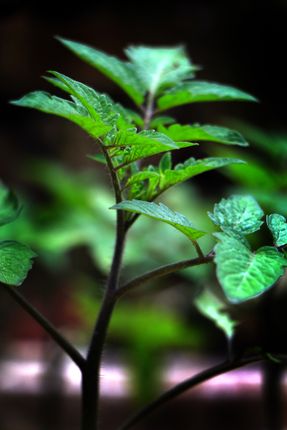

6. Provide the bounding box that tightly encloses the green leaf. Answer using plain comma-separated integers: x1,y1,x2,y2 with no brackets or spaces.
87,153,107,164
251,190,287,215
126,157,244,200
194,289,236,338
214,233,287,303
11,91,112,138
125,45,196,95
267,214,287,247
47,72,115,117
209,195,264,237
226,120,287,161
108,129,182,168
206,146,278,191
157,81,257,111
0,241,36,286
159,152,172,172
159,124,248,146
57,37,145,105
12,71,138,140
47,71,137,130
160,158,245,193
112,200,206,241
15,90,246,190
0,185,21,227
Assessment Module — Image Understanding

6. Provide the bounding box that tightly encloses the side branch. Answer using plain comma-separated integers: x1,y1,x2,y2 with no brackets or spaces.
118,355,263,430
116,253,214,298
1,283,85,371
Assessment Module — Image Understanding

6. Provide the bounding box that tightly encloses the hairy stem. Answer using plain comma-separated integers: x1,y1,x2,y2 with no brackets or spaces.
118,355,263,430
1,282,85,370
81,210,125,430
261,288,284,430
81,141,126,430
192,240,204,258
101,143,122,204
263,360,284,430
116,253,213,298
143,91,155,130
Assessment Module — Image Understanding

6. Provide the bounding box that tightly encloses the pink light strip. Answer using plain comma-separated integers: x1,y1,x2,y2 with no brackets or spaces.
0,358,264,398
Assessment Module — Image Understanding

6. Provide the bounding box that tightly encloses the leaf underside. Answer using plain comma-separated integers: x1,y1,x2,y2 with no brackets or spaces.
195,289,236,338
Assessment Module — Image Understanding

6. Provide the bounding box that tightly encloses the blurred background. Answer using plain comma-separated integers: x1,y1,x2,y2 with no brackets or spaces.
1,1,287,429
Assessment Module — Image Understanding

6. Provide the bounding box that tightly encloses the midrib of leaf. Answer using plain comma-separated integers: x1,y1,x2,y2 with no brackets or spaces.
235,252,258,293
232,206,249,230
149,58,170,95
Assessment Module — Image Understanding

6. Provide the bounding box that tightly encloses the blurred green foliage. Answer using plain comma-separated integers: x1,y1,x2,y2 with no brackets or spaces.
0,160,214,402
207,121,287,214
0,160,215,279
78,288,202,402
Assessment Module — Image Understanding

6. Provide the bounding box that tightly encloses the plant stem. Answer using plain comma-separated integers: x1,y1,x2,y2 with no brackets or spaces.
116,253,213,298
117,355,263,430
261,287,284,430
81,94,158,428
81,140,126,430
81,211,125,430
263,360,284,430
100,143,123,204
1,282,85,370
192,240,204,258
143,91,155,130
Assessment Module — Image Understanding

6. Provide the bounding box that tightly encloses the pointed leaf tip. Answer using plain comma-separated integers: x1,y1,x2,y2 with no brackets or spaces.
160,124,249,147
157,81,257,111
56,37,145,105
195,289,236,339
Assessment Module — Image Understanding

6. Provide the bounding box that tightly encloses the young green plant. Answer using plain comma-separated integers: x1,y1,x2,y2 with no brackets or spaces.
5,38,287,430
